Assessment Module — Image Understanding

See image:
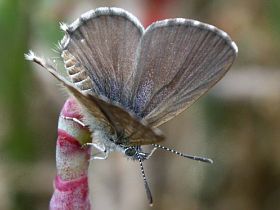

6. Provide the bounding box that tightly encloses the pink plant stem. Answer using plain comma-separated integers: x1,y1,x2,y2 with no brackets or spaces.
50,98,92,210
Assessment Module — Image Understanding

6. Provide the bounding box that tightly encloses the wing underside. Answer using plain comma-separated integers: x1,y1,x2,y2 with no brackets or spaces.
26,8,238,146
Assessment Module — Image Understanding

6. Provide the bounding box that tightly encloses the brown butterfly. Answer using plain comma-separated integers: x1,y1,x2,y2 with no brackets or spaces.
25,7,238,205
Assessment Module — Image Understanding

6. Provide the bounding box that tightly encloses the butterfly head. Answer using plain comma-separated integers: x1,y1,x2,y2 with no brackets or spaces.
123,146,148,161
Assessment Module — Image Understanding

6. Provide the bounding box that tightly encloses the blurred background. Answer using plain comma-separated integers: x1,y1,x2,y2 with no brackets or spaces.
1,0,280,209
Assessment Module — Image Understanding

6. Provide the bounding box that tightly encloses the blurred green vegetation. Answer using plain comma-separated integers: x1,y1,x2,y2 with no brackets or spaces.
0,0,64,162
0,0,36,161
0,0,63,209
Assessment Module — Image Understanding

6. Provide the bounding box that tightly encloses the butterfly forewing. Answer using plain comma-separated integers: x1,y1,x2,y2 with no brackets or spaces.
130,19,237,127
60,7,144,105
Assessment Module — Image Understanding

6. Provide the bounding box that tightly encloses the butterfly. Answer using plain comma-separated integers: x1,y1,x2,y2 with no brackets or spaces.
25,7,238,205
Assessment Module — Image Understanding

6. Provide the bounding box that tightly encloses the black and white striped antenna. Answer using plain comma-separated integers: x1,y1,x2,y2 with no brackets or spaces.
152,144,213,164
137,152,153,206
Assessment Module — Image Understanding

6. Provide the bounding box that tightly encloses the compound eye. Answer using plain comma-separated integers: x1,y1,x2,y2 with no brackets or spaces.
125,147,136,157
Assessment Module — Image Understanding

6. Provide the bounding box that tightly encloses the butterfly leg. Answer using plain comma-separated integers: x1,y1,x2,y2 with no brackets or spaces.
145,147,157,160
85,142,109,160
60,115,86,127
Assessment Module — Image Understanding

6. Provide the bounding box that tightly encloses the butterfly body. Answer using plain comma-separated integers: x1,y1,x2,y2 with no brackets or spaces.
81,107,151,161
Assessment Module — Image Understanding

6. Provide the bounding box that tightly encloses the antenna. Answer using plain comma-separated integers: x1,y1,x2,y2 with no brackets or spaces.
152,144,213,164
137,153,153,206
